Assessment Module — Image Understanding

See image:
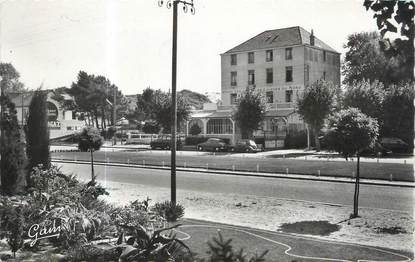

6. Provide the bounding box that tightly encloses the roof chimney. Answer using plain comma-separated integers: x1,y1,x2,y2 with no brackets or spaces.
310,29,315,46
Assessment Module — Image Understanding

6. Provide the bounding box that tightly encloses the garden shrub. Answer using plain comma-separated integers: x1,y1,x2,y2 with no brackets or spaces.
6,207,24,258
189,123,202,136
118,223,191,262
203,231,268,262
152,201,185,222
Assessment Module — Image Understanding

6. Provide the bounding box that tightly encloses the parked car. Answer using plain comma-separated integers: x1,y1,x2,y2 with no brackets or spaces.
197,138,229,152
360,142,392,157
150,138,182,150
379,137,410,153
229,139,261,153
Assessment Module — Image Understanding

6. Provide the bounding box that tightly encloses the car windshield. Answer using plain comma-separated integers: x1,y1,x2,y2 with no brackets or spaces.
208,139,221,142
248,140,256,146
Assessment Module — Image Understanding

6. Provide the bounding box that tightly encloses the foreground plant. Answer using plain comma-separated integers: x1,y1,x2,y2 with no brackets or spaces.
152,200,185,222
118,223,191,262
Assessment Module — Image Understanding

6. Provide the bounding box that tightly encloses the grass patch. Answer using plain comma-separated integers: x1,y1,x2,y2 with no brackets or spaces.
375,226,407,234
278,220,341,236
52,151,414,182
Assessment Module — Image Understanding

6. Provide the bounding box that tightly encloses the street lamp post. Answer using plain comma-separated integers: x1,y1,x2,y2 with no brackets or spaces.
158,0,195,204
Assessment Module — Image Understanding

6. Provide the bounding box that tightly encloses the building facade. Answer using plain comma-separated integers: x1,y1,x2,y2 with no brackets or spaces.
187,26,340,147
9,90,85,139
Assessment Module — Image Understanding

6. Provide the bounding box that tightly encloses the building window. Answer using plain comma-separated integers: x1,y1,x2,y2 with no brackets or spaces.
323,71,326,80
266,91,274,103
314,50,318,62
285,90,293,103
285,48,292,60
285,66,293,82
207,118,233,134
248,70,255,85
266,50,273,62
323,51,327,62
305,65,310,84
266,68,273,84
230,93,237,105
231,71,237,86
231,54,237,65
309,49,313,61
248,52,255,64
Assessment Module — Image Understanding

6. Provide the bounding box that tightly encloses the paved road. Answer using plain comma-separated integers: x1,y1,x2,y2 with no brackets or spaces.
57,162,414,213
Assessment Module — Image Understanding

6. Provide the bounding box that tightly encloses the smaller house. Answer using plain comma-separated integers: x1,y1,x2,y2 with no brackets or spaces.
8,90,85,139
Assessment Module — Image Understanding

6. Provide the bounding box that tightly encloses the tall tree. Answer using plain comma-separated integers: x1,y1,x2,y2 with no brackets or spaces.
343,80,386,126
382,82,414,149
234,86,266,139
0,95,26,195
297,80,336,151
153,92,190,133
342,32,390,85
0,63,25,93
364,0,414,80
136,88,165,121
68,71,127,130
78,126,103,182
26,90,50,186
327,108,378,217
364,0,414,151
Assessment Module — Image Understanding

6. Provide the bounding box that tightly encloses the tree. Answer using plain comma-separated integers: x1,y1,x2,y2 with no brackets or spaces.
382,82,414,150
343,80,386,126
26,90,50,185
68,71,126,130
343,32,391,85
153,93,190,133
364,0,414,151
78,127,103,182
363,0,414,79
297,80,336,151
189,123,202,136
327,108,378,217
0,95,26,195
234,87,266,139
136,87,158,121
0,63,25,93
142,121,160,134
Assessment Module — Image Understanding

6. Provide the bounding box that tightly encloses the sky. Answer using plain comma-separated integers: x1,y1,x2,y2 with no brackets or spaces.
0,0,379,95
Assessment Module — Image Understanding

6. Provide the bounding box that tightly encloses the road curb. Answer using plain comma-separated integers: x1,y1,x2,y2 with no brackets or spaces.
51,159,415,188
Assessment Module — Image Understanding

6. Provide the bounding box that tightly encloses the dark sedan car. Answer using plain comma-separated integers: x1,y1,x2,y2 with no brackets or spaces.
197,138,229,152
360,142,392,157
380,137,410,153
150,138,182,150
229,139,261,153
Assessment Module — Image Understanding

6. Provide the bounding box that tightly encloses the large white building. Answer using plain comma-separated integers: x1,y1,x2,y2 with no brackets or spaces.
187,26,341,148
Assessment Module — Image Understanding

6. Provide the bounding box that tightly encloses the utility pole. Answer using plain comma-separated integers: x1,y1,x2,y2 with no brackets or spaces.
158,0,195,204
113,86,117,145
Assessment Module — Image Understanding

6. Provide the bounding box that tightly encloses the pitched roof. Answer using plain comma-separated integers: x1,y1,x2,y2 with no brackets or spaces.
224,26,338,54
